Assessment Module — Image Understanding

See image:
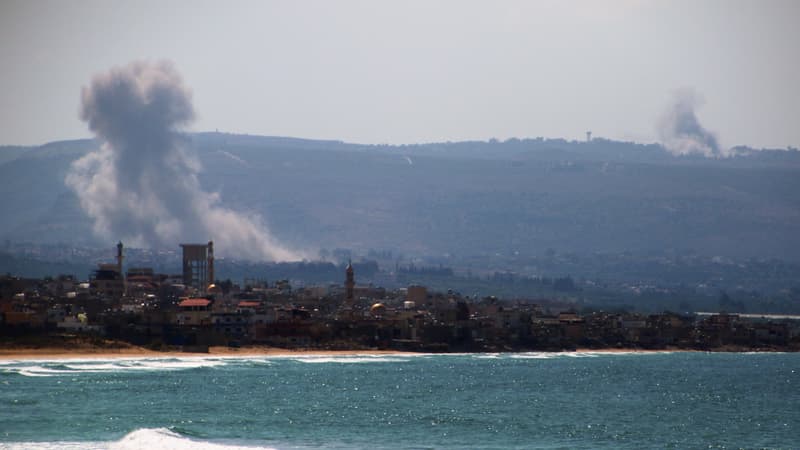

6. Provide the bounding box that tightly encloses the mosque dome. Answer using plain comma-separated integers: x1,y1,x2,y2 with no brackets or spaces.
370,303,387,316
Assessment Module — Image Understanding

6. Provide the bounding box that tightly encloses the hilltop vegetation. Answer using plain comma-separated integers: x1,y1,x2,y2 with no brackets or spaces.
1,133,798,262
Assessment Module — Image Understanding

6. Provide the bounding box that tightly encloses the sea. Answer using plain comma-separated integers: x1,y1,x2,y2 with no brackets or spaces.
0,351,798,449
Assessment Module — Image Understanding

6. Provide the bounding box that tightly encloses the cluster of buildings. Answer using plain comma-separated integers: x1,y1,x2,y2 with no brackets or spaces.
2,243,800,352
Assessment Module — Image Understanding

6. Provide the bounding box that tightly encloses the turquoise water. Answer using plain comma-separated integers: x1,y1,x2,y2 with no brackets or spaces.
0,352,798,449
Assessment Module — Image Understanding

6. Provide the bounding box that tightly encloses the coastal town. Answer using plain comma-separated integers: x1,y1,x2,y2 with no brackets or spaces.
2,242,799,354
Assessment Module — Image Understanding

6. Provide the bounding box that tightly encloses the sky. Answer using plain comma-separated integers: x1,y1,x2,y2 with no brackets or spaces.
1,0,798,149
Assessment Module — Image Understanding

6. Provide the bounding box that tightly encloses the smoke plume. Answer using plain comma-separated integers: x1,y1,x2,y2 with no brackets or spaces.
66,61,301,261
658,88,724,157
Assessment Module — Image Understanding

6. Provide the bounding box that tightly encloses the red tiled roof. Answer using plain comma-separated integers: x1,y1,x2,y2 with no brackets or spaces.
179,298,211,307
238,301,261,308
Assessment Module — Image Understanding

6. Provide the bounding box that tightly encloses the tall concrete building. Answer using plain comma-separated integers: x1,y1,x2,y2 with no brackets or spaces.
116,241,124,274
181,241,214,291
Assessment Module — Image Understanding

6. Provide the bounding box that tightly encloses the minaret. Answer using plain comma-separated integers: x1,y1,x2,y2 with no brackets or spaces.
116,241,126,295
345,260,355,302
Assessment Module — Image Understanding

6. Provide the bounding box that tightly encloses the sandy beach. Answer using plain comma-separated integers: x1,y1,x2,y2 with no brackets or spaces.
0,345,420,361
0,344,692,361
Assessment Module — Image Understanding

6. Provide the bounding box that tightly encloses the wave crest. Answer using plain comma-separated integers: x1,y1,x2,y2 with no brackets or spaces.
0,428,276,450
110,427,274,450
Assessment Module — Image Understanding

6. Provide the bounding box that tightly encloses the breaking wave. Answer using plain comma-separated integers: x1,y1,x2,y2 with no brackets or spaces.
0,427,275,450
292,356,411,364
0,357,231,377
0,351,673,377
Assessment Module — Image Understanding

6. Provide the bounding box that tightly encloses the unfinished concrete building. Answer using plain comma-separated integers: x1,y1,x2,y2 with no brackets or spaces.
181,241,214,292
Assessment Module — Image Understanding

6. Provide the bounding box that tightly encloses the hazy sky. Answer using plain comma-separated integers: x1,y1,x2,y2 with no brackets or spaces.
1,0,798,148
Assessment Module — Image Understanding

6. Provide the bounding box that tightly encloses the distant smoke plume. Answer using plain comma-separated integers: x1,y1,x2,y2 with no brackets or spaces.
66,61,300,261
658,88,724,157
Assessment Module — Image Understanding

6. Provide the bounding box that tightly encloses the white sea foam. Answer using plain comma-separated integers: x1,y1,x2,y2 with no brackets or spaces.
0,428,276,450
473,353,501,359
294,356,411,364
15,368,72,377
509,352,560,359
65,359,227,371
0,351,677,378
503,351,673,360
0,358,232,377
562,352,600,358
110,428,273,450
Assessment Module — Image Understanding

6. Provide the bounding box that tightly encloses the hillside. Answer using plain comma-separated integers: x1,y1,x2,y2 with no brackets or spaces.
1,133,799,262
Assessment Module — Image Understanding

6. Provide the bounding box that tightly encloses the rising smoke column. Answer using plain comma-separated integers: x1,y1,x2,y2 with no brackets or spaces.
66,60,300,261
658,88,724,157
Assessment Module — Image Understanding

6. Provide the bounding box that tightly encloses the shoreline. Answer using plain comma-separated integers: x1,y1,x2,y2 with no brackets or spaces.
2,335,792,361
0,345,745,361
0,346,418,361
